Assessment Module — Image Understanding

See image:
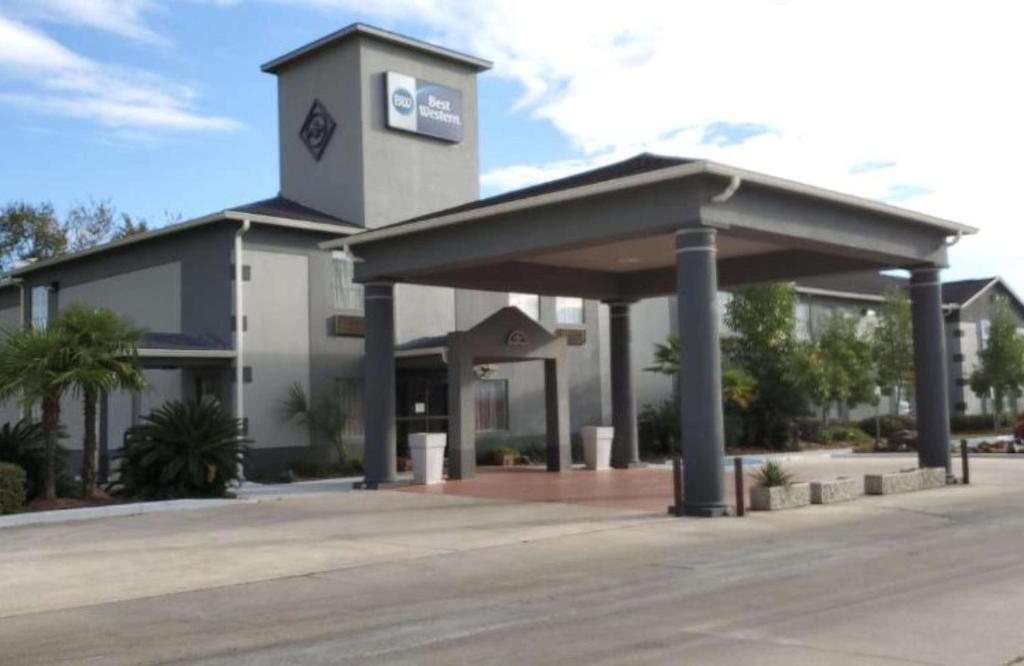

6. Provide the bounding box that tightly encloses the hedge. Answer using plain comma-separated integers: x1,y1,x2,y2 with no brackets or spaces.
949,413,1015,433
0,462,27,515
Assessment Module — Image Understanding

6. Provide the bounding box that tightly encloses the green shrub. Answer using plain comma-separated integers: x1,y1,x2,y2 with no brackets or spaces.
795,418,826,444
857,414,915,439
110,396,249,500
949,413,1014,433
825,424,872,445
0,462,27,514
638,400,679,458
752,460,793,487
478,446,519,466
0,420,74,500
518,443,547,464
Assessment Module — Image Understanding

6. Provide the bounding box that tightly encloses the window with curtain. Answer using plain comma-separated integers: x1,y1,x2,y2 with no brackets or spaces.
475,378,509,432
509,293,539,320
330,251,363,312
30,286,48,330
336,378,365,437
555,297,584,325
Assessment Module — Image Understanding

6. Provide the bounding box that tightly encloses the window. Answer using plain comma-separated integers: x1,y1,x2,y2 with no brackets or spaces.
475,378,509,432
555,297,584,325
980,319,991,349
330,251,363,312
509,293,539,320
30,286,48,330
337,378,365,437
795,302,811,340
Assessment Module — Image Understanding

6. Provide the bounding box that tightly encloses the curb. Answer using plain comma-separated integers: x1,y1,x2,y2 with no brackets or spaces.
0,498,258,530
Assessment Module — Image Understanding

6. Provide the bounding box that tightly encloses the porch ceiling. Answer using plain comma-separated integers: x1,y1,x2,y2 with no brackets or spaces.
336,155,976,301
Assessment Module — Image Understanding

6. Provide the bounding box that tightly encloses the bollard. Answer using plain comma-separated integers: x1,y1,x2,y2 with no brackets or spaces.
667,456,685,517
961,439,970,485
734,457,745,517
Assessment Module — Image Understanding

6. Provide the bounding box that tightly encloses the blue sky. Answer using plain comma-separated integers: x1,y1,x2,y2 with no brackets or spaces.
0,1,1021,290
0,2,572,224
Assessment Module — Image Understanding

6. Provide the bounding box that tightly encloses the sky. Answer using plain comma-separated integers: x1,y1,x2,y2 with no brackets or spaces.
0,0,1021,289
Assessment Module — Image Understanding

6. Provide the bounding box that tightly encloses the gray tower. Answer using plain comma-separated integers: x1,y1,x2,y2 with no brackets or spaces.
262,23,491,228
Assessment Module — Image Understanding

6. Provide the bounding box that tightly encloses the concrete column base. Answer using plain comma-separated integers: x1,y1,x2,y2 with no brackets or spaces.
683,503,734,518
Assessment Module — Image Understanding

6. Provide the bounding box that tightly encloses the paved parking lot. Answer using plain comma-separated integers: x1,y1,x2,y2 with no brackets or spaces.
2,454,1024,665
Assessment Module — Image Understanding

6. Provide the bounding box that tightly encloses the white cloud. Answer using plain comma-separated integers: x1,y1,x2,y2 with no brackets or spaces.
246,0,1020,287
0,0,165,43
0,16,240,132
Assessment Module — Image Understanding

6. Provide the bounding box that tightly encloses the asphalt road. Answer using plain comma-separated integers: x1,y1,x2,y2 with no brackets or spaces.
3,457,1024,665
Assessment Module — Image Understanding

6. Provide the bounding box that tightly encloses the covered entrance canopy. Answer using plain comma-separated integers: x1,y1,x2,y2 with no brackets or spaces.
331,154,977,516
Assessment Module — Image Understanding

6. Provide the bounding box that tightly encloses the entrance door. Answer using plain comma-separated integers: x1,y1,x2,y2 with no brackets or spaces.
396,369,448,456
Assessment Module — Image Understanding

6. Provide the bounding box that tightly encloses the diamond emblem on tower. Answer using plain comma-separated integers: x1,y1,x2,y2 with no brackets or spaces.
298,99,336,161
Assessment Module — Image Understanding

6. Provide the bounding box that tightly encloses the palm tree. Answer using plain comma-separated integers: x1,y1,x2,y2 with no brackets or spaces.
0,326,74,500
57,304,145,498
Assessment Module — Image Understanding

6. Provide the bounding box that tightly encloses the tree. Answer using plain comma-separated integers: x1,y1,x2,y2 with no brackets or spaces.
279,383,350,465
872,289,914,414
0,202,66,273
57,305,146,498
725,283,808,448
795,310,876,423
0,201,164,275
646,333,757,411
969,296,1024,420
0,327,74,500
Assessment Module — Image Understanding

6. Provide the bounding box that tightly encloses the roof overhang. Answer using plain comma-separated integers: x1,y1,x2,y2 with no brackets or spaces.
11,208,356,277
329,160,974,250
261,23,492,74
332,158,975,302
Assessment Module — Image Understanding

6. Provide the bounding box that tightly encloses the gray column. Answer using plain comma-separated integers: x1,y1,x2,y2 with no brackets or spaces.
544,355,572,472
447,333,476,480
676,228,729,517
362,282,397,487
910,268,951,471
607,301,640,468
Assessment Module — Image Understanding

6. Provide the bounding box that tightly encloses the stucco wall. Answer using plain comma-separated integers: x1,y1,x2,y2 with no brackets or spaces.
242,249,311,453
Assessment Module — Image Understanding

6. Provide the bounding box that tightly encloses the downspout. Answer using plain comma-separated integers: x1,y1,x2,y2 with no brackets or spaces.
13,278,24,329
234,219,251,446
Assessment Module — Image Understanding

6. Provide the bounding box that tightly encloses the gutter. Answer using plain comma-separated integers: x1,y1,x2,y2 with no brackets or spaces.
327,160,975,250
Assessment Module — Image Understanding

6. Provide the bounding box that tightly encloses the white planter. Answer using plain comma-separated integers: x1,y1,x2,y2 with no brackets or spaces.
581,426,614,470
750,483,811,511
864,467,947,495
409,433,446,485
810,477,860,504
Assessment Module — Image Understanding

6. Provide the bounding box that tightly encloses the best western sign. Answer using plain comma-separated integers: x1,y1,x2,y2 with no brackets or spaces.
385,71,464,143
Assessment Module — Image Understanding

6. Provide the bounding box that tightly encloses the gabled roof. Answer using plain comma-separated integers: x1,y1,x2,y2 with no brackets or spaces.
230,196,357,228
402,153,694,225
10,196,358,277
336,153,975,249
261,23,492,74
795,272,908,301
941,278,998,307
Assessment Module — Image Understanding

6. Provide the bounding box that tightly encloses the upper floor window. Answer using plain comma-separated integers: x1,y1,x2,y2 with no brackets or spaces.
555,297,584,325
30,286,48,330
330,251,363,312
980,319,991,349
509,293,539,320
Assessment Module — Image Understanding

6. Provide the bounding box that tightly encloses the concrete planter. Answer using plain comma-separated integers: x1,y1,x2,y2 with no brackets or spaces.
409,433,446,485
750,483,811,511
581,426,613,471
865,467,947,495
810,477,860,504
